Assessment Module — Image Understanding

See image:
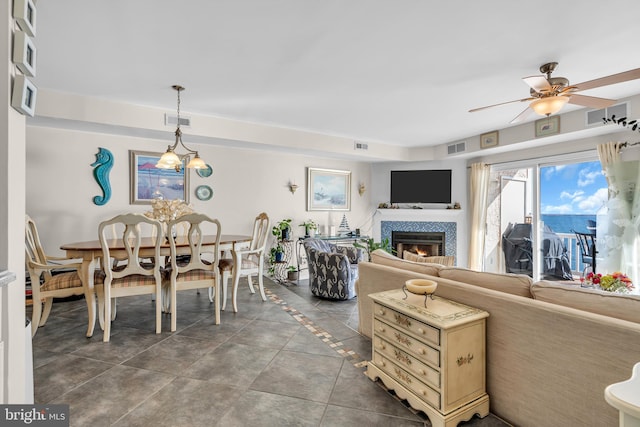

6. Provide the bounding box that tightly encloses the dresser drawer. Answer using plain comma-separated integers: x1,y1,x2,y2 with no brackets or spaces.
373,302,440,346
374,318,440,367
373,336,440,389
373,351,441,410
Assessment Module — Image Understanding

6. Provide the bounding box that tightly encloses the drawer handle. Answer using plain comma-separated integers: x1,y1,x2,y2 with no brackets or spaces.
418,369,425,376
420,348,426,355
381,360,386,367
378,308,386,315
378,325,386,333
419,389,427,397
457,353,474,366
417,327,425,335
380,342,386,350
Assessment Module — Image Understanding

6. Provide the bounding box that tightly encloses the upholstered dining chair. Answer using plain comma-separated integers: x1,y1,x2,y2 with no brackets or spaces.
95,213,164,342
25,215,86,337
211,212,269,312
165,213,222,331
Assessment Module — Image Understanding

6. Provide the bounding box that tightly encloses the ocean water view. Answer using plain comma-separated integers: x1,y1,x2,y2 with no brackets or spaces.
541,214,596,235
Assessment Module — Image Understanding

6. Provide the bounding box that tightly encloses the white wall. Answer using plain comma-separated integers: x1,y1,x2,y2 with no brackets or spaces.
26,126,373,262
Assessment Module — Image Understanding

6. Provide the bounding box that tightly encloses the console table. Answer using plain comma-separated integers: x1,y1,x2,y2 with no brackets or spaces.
605,362,640,427
366,289,489,427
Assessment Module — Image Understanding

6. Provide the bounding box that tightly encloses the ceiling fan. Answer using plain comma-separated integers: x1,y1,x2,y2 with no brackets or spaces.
469,62,640,124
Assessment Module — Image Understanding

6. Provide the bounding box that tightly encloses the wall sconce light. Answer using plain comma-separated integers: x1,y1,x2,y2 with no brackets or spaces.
289,182,299,194
358,183,366,196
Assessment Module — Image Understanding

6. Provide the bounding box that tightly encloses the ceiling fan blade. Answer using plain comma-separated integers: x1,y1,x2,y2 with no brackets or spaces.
574,68,640,91
469,97,533,113
568,94,617,109
510,106,533,124
523,75,551,93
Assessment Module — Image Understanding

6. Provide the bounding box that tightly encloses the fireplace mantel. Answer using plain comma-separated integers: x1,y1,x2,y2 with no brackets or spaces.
373,209,467,267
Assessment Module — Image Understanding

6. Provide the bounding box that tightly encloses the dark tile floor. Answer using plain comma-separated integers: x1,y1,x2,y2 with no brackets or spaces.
30,277,510,426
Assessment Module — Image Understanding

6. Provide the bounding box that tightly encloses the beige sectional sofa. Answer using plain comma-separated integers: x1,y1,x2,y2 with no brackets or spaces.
356,249,640,427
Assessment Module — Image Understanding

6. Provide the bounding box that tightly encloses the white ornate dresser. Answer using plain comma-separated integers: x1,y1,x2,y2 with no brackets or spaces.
366,289,490,427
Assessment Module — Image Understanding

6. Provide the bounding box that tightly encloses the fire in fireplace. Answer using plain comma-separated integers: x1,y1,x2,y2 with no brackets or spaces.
392,231,445,259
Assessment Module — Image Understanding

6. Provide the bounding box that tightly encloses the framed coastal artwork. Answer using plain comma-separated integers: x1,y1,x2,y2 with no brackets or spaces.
129,150,190,204
535,116,560,137
307,167,351,211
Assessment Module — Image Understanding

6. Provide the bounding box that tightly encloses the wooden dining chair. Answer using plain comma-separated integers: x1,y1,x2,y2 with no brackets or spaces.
95,213,164,342
212,212,270,312
165,213,222,331
25,215,86,337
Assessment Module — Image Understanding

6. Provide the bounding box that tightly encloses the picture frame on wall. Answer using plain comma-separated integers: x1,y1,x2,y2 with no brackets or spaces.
13,0,36,37
535,115,560,137
480,131,499,149
307,167,351,211
13,30,36,77
11,74,37,117
129,150,190,204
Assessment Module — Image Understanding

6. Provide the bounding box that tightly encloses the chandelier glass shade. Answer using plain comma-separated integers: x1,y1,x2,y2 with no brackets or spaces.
156,85,206,171
530,95,570,116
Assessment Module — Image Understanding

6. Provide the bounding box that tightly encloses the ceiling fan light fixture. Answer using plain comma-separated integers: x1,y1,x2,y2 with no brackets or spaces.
530,96,570,116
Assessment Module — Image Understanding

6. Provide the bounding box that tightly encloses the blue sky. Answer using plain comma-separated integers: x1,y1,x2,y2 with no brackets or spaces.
540,161,608,215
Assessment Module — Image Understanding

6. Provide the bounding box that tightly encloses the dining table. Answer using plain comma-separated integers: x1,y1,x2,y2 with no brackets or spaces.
60,234,252,337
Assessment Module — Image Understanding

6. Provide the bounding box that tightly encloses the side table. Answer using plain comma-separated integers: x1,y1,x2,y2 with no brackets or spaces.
366,289,490,427
605,362,640,427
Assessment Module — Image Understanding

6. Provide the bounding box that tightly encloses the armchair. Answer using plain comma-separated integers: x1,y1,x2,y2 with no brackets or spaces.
302,238,364,300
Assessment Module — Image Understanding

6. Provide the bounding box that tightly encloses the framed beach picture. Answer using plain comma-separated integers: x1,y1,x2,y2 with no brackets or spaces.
129,150,190,204
480,131,499,149
307,167,351,211
535,116,560,137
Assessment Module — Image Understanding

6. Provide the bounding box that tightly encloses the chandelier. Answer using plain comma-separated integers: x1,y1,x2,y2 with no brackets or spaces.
156,85,206,171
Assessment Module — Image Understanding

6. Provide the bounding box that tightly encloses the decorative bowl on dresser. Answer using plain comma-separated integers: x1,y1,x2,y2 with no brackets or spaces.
366,289,490,427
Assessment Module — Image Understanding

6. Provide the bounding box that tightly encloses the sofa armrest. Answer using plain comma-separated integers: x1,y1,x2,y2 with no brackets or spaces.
355,261,437,338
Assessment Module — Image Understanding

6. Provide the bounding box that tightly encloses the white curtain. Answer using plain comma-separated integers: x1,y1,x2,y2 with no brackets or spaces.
468,163,490,270
597,142,640,285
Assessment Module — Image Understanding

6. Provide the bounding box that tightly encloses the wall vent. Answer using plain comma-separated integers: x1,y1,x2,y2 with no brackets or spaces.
354,141,368,150
447,141,466,155
165,113,191,128
586,102,628,126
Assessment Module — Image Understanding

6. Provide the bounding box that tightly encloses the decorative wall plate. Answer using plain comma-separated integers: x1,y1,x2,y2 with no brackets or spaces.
196,164,213,178
195,185,213,201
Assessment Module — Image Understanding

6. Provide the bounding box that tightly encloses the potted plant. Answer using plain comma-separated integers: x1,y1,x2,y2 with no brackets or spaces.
286,265,299,281
354,237,393,261
299,219,318,238
272,218,292,241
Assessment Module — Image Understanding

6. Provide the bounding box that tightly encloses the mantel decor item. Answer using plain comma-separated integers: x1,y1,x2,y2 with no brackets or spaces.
402,278,438,307
535,115,560,137
156,85,207,172
480,131,499,149
130,150,189,204
307,167,351,211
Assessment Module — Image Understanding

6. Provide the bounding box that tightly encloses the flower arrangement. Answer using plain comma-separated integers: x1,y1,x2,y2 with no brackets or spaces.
584,272,634,293
144,199,193,223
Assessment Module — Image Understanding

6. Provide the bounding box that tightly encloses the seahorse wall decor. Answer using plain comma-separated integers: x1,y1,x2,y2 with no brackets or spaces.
91,147,113,205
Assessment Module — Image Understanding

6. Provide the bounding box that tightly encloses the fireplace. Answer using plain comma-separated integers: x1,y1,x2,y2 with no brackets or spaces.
392,231,445,259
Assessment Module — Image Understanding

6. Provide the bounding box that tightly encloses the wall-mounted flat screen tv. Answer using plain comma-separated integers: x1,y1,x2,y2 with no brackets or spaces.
390,169,452,204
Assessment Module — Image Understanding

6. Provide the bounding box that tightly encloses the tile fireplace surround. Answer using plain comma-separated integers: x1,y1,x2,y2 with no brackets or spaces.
372,208,467,267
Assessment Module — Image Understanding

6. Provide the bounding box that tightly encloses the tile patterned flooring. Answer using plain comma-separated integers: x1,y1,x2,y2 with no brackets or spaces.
30,277,510,426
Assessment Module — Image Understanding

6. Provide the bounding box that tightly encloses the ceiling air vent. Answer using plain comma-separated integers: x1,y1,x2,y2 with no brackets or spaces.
586,102,627,126
354,141,368,151
165,113,191,128
447,141,466,155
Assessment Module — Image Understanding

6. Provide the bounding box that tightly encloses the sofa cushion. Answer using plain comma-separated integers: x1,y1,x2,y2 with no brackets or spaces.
402,251,455,266
531,280,640,323
370,249,443,276
438,266,533,298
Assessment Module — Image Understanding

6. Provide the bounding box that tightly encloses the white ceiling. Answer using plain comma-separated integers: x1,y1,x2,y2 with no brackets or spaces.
32,0,640,152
